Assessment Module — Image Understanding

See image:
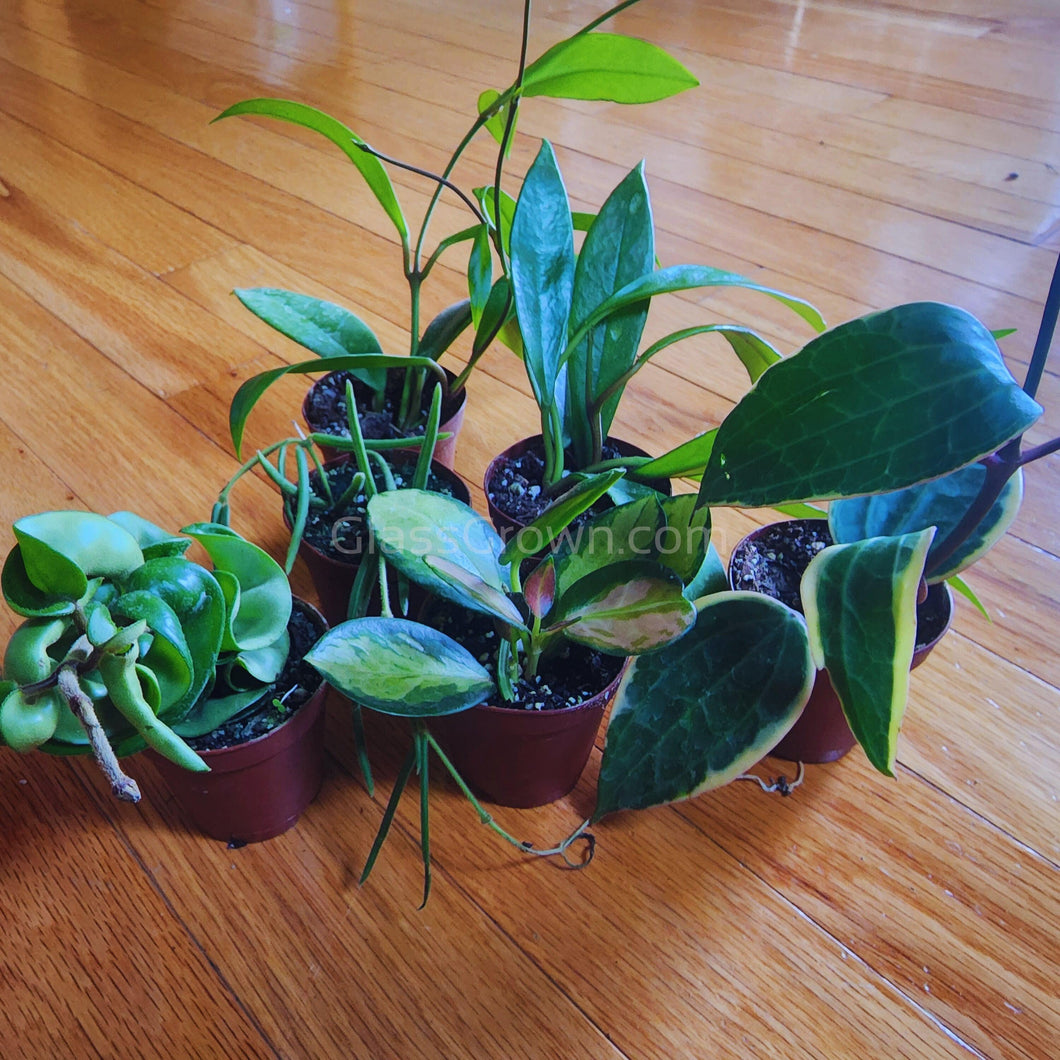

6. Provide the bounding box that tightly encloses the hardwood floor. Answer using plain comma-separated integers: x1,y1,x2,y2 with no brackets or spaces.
1,1,1057,1057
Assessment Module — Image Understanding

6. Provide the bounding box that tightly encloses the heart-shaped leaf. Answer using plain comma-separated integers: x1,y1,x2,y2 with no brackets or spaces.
594,592,814,819
698,303,1042,508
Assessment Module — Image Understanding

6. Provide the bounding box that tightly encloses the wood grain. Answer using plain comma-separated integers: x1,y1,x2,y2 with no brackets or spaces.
0,1,1057,1057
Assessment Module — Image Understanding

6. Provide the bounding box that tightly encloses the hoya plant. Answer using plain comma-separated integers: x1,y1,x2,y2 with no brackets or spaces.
302,477,817,903
0,511,293,801
619,275,1058,782
505,140,825,493
219,0,703,456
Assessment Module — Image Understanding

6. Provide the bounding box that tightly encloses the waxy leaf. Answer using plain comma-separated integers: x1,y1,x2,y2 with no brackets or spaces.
419,299,473,361
234,289,383,359
4,512,144,616
698,303,1043,508
306,618,493,717
181,524,291,653
801,529,935,776
424,555,526,630
214,99,408,242
477,88,517,151
829,465,1024,583
567,162,654,464
498,469,625,570
123,557,226,720
549,560,695,655
634,430,717,480
367,491,511,618
594,592,814,819
523,33,699,103
107,511,191,559
510,142,575,412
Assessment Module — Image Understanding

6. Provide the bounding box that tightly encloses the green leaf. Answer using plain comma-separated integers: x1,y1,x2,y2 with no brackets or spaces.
698,303,1043,508
214,99,408,242
523,33,698,103
467,225,493,328
181,524,291,652
947,573,990,619
548,560,696,655
829,465,1023,583
477,88,517,152
234,289,383,359
472,278,516,358
366,491,511,619
634,430,717,479
106,512,191,559
567,162,655,465
122,557,226,720
475,186,517,258
593,591,814,819
111,591,194,715
801,529,935,776
510,141,575,414
418,299,472,361
3,512,144,615
565,265,826,363
497,469,626,570
171,684,273,739
306,618,493,717
228,352,443,456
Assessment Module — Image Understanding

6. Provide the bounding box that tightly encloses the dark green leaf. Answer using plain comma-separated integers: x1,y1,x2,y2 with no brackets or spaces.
510,142,575,413
829,465,1023,582
567,162,654,465
801,529,935,776
593,592,813,819
419,300,472,361
698,304,1043,508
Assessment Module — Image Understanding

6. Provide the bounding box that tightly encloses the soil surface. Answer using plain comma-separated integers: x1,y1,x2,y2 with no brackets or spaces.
293,457,464,561
729,519,951,648
486,437,665,528
186,600,324,751
304,370,462,441
426,602,624,711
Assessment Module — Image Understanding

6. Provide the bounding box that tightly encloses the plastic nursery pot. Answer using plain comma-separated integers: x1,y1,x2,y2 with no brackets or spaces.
285,454,471,626
302,367,467,470
483,433,670,543
429,660,628,810
148,599,329,844
728,520,954,764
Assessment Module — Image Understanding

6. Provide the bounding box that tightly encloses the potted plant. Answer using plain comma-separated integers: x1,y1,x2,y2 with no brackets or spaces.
302,477,793,903
620,277,1058,780
293,263,1055,904
215,378,468,626
0,509,328,843
484,139,825,533
216,0,703,468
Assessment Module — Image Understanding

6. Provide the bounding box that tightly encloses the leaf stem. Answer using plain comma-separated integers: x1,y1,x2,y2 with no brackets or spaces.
424,731,596,865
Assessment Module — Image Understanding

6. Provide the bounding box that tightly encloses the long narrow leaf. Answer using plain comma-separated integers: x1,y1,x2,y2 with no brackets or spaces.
214,99,408,243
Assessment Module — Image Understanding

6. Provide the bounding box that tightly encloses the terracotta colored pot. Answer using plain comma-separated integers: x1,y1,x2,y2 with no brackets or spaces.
148,600,329,843
728,520,954,764
303,368,467,469
286,455,471,626
429,660,628,809
483,433,668,543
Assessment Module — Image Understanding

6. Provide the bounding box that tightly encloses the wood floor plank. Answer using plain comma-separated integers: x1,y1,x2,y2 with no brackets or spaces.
1,2,1058,1057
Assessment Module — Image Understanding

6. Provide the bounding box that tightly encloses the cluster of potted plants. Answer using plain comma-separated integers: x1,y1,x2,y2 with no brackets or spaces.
2,0,1057,902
